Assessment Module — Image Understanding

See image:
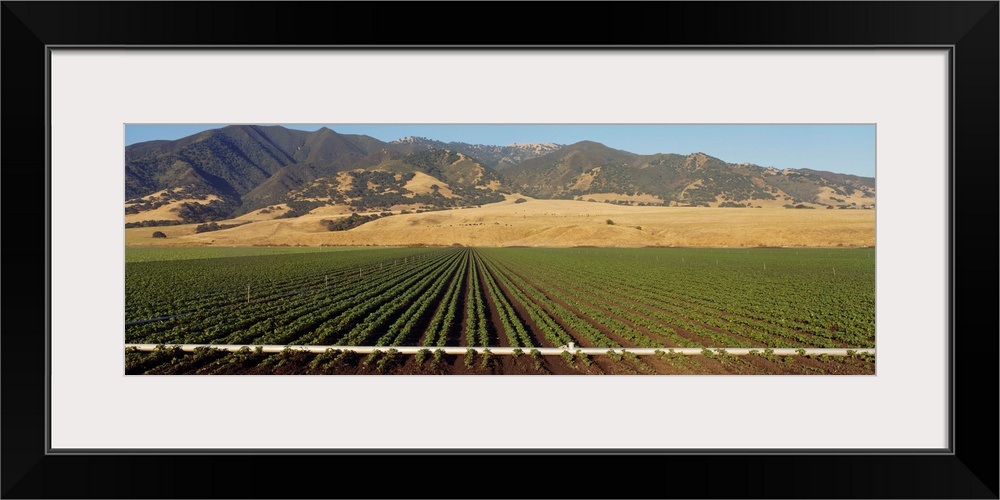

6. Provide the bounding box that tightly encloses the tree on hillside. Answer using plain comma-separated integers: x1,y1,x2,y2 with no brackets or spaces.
152,231,167,238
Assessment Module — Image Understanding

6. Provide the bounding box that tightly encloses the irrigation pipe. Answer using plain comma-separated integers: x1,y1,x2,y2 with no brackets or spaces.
125,344,874,357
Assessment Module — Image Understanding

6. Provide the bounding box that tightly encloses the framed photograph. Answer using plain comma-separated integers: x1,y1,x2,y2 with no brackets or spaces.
4,2,996,498
121,121,878,378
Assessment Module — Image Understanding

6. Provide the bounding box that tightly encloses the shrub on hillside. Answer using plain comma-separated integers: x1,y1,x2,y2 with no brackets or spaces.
195,221,250,233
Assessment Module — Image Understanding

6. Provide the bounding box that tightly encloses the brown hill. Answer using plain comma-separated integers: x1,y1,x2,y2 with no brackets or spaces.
125,126,875,234
126,196,874,249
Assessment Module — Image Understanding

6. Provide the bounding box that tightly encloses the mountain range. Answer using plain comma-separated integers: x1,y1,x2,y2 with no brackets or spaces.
389,136,563,169
124,125,875,225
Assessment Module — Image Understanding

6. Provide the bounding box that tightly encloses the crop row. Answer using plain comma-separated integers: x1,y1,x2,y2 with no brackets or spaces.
477,248,874,349
125,247,874,356
125,248,440,321
126,249,456,345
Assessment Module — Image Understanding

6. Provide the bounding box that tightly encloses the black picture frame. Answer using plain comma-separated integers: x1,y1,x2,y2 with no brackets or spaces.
3,2,996,498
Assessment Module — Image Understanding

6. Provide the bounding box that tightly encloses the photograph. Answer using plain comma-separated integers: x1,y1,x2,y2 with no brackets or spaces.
124,124,876,375
3,0,994,496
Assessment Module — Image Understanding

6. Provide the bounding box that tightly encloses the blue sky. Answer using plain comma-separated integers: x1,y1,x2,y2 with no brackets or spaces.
125,124,875,177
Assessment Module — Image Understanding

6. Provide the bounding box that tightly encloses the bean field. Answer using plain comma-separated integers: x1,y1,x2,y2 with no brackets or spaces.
125,246,875,375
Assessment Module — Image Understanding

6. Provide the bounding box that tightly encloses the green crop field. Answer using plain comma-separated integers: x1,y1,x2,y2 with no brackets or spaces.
125,246,875,375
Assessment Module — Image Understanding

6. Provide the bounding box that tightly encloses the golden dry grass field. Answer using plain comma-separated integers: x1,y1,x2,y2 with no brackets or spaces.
125,195,874,248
